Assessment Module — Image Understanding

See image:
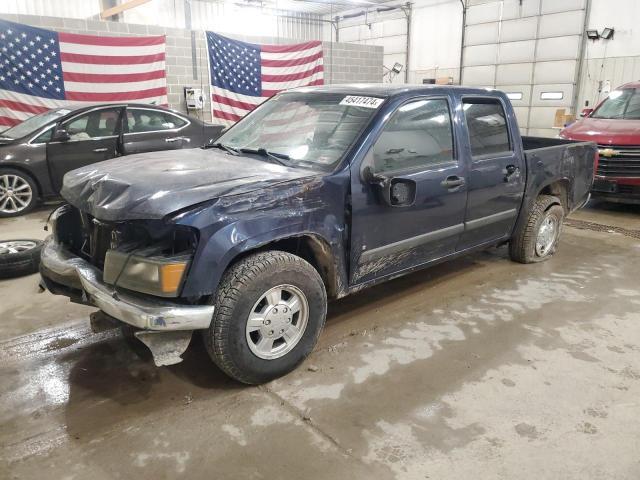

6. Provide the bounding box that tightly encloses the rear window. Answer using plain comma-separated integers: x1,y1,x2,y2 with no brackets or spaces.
463,99,511,157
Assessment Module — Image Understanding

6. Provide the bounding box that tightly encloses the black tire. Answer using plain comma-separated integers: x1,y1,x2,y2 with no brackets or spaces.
509,195,564,264
0,168,39,218
0,239,44,279
204,250,327,385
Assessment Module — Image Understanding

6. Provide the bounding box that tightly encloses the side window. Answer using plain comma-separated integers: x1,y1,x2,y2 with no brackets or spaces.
126,109,187,133
372,98,454,174
462,99,511,157
63,108,121,140
33,126,54,144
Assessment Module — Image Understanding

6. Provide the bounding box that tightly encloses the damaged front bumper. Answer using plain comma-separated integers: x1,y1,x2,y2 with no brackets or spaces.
40,236,214,365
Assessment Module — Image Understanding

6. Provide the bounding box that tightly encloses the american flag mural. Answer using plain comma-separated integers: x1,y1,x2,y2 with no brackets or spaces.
0,19,167,128
206,31,323,123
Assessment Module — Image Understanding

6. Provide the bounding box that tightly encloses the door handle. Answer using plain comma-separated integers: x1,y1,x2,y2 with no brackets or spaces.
441,176,465,189
504,164,520,182
165,137,183,143
92,148,108,153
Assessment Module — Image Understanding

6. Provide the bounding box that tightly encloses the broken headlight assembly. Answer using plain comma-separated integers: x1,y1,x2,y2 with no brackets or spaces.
103,226,197,298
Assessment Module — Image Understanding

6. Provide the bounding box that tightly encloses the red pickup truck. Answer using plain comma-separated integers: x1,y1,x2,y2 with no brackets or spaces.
560,81,640,204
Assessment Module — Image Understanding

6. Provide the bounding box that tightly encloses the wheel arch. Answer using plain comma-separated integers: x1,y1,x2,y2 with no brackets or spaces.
538,178,570,212
226,233,342,299
0,163,43,198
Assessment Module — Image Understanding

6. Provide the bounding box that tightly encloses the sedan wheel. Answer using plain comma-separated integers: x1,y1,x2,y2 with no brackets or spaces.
0,171,37,217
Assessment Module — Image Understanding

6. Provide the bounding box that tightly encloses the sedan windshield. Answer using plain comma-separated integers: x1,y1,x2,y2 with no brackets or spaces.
214,92,381,170
0,108,70,139
591,88,640,120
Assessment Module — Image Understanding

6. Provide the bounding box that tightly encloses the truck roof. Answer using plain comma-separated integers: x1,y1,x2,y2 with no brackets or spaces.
288,83,503,99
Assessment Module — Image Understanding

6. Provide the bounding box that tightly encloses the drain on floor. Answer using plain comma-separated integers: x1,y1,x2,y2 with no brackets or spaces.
565,218,640,240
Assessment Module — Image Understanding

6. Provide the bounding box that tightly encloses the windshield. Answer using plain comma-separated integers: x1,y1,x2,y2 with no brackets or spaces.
215,92,381,170
0,108,70,139
591,88,640,120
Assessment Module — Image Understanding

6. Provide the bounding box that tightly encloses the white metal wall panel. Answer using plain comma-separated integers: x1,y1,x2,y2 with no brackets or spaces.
496,63,534,85
541,0,585,15
464,44,498,66
466,2,502,25
538,11,584,38
465,22,500,46
461,0,586,136
498,40,536,64
536,36,581,62
534,60,577,84
502,0,541,20
500,17,538,42
464,65,497,85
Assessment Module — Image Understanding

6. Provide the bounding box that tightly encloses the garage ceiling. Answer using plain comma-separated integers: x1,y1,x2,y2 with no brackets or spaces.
223,0,400,15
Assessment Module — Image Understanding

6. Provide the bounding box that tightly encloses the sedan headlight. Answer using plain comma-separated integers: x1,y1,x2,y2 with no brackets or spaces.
103,249,190,297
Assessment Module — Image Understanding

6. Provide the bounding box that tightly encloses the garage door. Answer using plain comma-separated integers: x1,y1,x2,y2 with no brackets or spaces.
462,0,587,137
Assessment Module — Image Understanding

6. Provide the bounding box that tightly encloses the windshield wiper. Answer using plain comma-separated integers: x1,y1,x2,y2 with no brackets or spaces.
239,147,291,167
209,142,241,155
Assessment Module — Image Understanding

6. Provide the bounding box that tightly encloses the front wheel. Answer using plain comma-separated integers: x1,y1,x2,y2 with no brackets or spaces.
0,169,39,218
204,251,327,384
509,195,564,264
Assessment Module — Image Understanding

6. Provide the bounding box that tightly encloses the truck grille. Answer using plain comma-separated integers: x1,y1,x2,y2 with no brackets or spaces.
596,145,640,178
78,212,116,269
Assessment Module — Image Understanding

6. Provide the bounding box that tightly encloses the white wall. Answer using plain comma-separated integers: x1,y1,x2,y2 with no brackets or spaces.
577,0,640,109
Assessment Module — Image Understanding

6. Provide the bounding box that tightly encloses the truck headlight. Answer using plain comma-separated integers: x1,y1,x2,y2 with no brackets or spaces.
103,250,190,297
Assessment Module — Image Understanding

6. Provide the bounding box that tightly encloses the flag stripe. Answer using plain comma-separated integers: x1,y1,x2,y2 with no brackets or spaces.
261,51,323,68
63,70,166,83
64,78,167,93
60,60,166,75
58,32,166,47
65,87,167,102
59,52,165,65
213,109,242,122
212,94,262,112
262,72,324,93
261,65,323,83
0,99,50,115
0,115,21,127
59,41,165,56
260,41,321,53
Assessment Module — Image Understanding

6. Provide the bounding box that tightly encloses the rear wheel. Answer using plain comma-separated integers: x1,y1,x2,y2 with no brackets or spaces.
204,250,327,384
0,169,38,218
509,195,564,264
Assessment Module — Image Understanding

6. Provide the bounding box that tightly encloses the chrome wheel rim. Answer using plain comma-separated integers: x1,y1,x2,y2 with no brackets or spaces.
245,284,309,360
0,240,37,255
0,174,33,214
535,215,558,257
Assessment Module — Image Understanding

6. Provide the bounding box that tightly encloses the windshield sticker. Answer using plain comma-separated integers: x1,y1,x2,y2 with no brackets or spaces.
339,96,384,109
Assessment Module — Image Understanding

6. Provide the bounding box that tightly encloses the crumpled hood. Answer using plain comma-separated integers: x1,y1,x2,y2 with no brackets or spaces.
61,148,317,221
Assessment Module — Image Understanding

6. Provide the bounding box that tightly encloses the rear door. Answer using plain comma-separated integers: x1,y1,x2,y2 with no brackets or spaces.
349,95,468,285
122,107,191,154
456,96,525,251
47,107,124,191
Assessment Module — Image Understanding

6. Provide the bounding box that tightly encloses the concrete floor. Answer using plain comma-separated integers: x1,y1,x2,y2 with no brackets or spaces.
1,200,640,479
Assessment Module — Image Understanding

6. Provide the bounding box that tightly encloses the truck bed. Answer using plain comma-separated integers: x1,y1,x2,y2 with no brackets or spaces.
521,136,596,214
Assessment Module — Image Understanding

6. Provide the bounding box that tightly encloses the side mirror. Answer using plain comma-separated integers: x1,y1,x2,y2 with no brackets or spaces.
580,108,594,118
52,128,70,142
362,166,417,207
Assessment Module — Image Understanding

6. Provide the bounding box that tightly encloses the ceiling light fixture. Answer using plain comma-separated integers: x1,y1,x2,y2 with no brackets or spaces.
601,27,614,40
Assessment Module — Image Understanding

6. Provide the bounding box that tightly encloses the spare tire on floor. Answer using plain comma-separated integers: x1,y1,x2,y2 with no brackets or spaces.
0,239,44,279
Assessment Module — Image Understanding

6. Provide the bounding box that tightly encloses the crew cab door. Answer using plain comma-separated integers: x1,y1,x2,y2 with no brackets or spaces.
456,97,525,250
122,107,190,154
47,107,124,191
349,96,468,285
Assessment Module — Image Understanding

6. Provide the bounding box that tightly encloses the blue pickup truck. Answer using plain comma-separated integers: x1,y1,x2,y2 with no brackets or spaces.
40,85,596,384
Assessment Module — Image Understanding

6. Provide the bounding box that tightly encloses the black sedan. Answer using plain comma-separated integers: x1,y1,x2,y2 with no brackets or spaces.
0,104,224,217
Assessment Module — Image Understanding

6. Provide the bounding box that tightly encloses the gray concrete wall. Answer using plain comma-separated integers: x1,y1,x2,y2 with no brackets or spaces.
0,13,383,123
